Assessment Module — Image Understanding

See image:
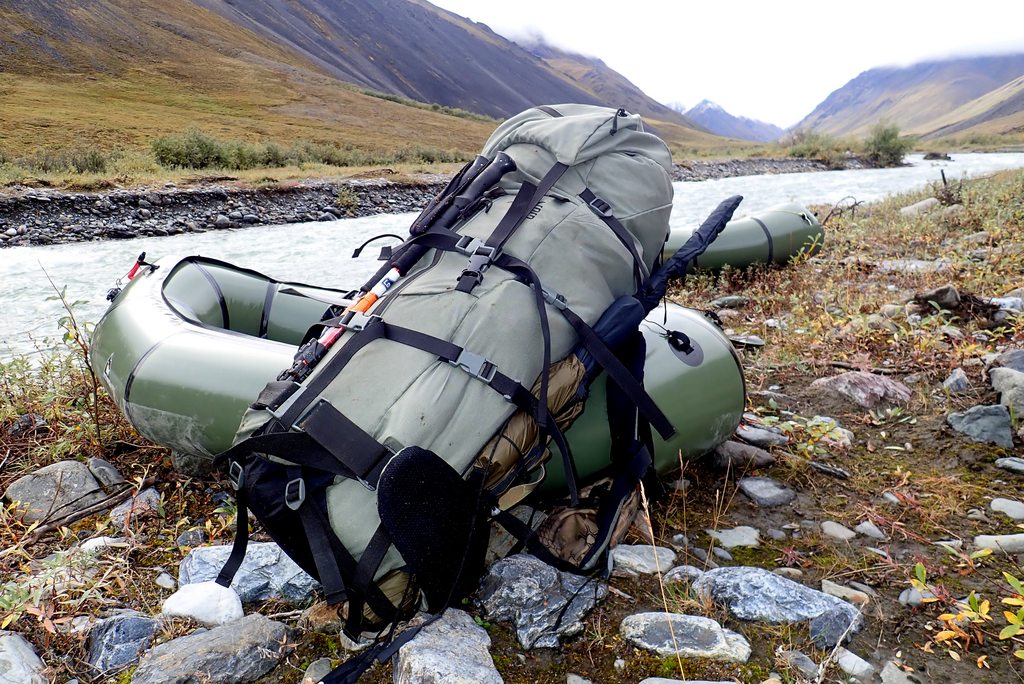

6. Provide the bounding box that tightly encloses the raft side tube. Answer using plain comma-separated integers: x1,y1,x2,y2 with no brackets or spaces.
664,202,823,268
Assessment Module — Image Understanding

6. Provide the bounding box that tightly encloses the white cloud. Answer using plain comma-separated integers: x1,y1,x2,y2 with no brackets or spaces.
432,0,1024,127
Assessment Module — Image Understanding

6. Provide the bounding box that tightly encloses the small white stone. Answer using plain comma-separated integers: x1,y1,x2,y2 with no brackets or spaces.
706,526,760,549
80,536,128,552
821,521,857,541
773,568,803,579
991,498,1024,521
821,579,870,605
155,573,177,590
854,520,887,540
611,544,676,577
836,647,875,681
975,533,1024,553
161,581,243,626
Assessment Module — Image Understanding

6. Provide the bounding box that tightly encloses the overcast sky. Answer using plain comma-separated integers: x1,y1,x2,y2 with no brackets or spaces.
431,0,1023,128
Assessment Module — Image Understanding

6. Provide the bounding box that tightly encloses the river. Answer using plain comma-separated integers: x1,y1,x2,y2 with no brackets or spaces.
2,152,1024,358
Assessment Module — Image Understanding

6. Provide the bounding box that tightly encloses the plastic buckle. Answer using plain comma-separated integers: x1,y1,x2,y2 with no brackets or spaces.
541,288,568,311
587,196,613,218
460,244,496,285
228,461,245,490
284,478,306,510
344,312,380,332
454,234,483,256
450,349,497,383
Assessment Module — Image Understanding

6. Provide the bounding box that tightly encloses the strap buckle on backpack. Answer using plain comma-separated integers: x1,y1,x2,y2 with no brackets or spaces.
450,349,497,383
454,236,496,287
284,478,306,510
541,288,568,312
586,196,613,219
345,311,381,332
228,460,245,490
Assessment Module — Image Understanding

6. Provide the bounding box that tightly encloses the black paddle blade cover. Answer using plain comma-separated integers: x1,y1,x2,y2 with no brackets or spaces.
377,446,488,610
637,194,744,313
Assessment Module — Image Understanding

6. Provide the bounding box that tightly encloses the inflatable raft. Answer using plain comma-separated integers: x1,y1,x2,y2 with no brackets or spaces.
92,255,746,490
666,202,823,268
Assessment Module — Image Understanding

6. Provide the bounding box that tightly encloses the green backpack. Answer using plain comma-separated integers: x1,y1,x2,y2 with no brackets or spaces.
213,105,739,679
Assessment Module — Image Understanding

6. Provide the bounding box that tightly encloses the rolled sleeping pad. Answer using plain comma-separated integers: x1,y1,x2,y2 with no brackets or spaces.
663,202,823,269
92,256,745,485
541,304,746,494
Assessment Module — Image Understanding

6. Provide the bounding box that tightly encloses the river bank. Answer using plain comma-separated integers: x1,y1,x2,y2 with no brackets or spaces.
2,169,1023,683
0,157,844,249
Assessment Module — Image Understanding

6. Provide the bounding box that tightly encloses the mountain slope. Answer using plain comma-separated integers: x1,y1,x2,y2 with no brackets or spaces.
0,0,498,155
918,75,1024,139
190,0,607,119
795,54,1024,138
682,100,783,142
0,0,719,156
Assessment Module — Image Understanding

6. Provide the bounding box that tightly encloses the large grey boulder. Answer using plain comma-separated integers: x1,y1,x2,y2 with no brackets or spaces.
393,610,502,684
4,460,106,523
947,405,1014,449
88,611,159,673
178,542,319,604
0,631,46,684
693,567,862,634
620,613,750,663
130,614,290,684
810,371,911,409
477,553,606,648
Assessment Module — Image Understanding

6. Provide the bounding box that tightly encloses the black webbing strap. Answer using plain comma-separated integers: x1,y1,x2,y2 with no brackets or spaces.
478,252,577,502
215,476,250,588
320,612,444,684
557,301,675,440
298,400,392,484
579,331,655,570
493,251,675,442
537,105,563,118
286,465,349,607
215,430,358,480
455,162,568,293
579,187,648,289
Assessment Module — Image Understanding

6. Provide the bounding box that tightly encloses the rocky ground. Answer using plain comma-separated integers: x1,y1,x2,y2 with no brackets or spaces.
1,168,1023,684
0,158,857,249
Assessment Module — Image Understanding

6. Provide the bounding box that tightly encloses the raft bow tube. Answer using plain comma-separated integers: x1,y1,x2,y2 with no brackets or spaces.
93,255,745,483
665,202,823,269
92,256,355,457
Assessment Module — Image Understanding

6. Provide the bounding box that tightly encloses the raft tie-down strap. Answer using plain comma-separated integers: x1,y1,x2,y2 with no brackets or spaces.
751,216,775,263
193,261,230,330
579,188,648,288
258,281,275,339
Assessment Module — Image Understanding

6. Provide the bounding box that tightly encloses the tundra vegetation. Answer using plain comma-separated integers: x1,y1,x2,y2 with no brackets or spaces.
0,169,1023,682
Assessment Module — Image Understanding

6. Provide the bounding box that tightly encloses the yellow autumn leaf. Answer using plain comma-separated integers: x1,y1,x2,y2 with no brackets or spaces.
935,630,958,642
938,613,957,622
977,655,989,669
949,650,961,661
1002,597,1024,607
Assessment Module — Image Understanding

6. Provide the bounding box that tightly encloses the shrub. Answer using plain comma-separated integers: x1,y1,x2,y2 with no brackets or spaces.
863,122,910,167
151,129,229,169
781,130,847,168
